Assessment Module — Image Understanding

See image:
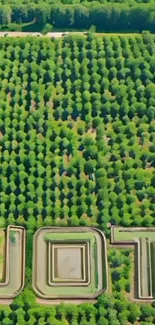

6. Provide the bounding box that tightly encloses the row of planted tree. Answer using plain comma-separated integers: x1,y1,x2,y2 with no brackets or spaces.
0,34,154,230
0,35,154,231
0,289,155,325
0,290,155,325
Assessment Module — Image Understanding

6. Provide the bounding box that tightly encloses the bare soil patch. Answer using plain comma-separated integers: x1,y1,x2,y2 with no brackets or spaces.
36,298,97,305
0,299,13,305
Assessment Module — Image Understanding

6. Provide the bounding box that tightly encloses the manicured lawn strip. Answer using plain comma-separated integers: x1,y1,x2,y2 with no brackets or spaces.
93,239,98,288
0,231,5,282
113,228,155,242
151,242,155,297
44,232,95,242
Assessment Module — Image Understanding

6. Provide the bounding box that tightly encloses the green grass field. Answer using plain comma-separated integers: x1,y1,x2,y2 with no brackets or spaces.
44,232,95,242
113,228,155,242
151,242,155,297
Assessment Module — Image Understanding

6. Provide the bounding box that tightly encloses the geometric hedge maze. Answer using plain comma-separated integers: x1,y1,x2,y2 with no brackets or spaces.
111,226,155,300
33,227,108,300
0,226,155,302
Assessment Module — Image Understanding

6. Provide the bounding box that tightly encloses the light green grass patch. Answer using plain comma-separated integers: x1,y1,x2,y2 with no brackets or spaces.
114,228,155,242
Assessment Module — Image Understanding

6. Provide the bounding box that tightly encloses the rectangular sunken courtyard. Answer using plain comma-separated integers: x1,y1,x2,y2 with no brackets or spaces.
53,245,84,280
33,227,108,300
48,242,90,286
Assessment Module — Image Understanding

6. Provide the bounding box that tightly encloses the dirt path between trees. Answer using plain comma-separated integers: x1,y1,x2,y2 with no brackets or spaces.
0,32,147,38
36,298,97,305
0,299,13,305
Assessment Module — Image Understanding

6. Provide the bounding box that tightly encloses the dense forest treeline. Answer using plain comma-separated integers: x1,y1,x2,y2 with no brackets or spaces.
0,3,155,32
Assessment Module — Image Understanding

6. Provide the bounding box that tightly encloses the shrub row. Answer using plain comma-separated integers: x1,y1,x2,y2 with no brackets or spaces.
0,3,155,32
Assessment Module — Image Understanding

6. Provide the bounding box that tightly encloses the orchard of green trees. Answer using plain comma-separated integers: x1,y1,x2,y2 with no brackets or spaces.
108,248,133,294
0,290,155,325
0,33,155,322
0,34,155,233
0,1,155,32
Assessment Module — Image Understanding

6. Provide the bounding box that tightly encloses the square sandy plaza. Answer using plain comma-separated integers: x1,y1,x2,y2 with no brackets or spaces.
48,241,90,286
53,245,84,281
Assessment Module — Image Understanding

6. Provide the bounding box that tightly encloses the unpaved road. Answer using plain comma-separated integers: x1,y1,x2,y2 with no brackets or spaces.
37,298,96,305
0,32,70,38
0,299,13,305
0,32,147,38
